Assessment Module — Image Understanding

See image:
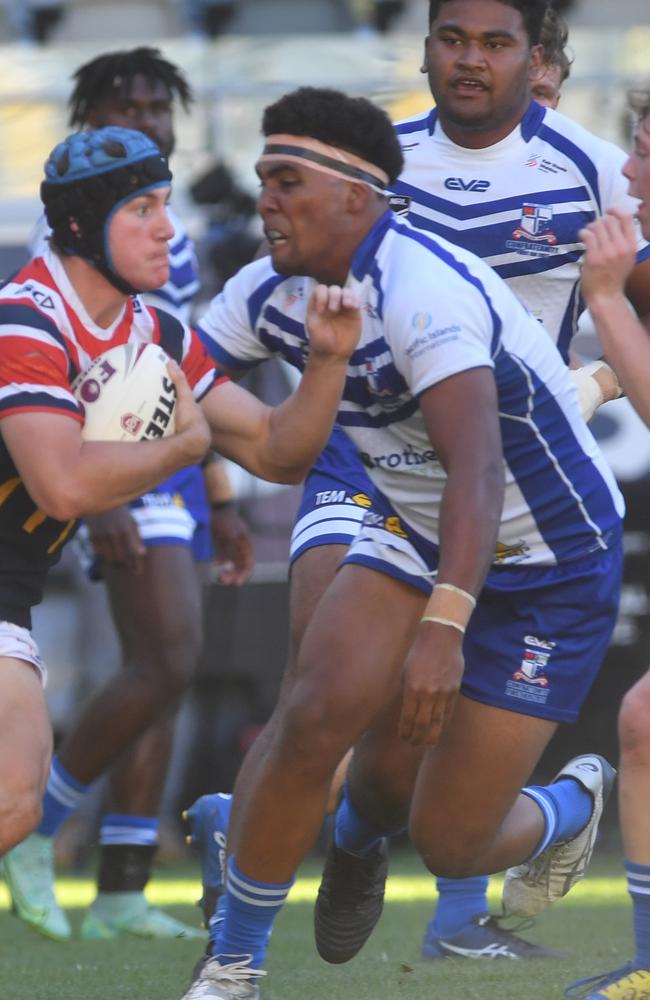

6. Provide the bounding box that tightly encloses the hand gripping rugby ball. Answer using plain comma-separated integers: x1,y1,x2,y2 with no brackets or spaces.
73,343,176,442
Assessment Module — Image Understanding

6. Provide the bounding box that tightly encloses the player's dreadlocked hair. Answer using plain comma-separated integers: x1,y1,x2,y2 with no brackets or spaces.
427,0,550,47
68,46,193,127
540,6,573,84
262,87,404,187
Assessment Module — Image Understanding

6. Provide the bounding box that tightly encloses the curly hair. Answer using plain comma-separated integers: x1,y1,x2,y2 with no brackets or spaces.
427,0,550,47
261,87,404,186
540,6,573,83
68,46,193,126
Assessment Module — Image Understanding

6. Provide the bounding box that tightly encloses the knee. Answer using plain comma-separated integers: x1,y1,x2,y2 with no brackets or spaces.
352,747,419,814
618,673,650,764
276,694,353,776
0,783,43,854
134,622,203,707
409,814,481,879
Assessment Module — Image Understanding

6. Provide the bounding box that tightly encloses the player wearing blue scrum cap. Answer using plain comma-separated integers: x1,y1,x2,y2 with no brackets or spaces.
42,126,173,292
3,47,252,948
0,122,363,895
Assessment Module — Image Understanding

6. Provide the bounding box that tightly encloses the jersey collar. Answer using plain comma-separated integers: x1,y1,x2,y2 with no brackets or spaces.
349,209,394,282
428,98,547,148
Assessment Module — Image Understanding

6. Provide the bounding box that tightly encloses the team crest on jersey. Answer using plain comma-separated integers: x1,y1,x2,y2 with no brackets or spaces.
388,194,411,217
506,203,559,257
512,204,558,243
363,358,394,398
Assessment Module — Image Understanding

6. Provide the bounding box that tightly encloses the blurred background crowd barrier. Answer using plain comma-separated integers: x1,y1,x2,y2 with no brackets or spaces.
1,0,649,856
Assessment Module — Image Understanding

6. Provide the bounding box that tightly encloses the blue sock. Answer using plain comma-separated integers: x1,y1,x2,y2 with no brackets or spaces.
211,857,293,968
626,860,650,969
335,784,405,857
430,876,490,937
37,755,89,837
521,777,593,861
99,814,159,847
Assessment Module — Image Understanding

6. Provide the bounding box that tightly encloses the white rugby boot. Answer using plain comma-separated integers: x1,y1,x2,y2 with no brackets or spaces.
503,754,616,918
179,956,266,1000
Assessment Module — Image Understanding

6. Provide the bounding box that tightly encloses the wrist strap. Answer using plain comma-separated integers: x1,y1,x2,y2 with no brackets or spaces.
420,615,466,635
434,583,476,607
421,583,476,632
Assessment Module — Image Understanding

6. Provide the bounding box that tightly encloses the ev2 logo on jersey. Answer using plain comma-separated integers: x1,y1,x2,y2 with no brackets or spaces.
444,177,490,192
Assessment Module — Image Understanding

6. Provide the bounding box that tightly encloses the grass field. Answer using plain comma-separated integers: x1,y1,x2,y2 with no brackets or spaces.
0,849,632,1000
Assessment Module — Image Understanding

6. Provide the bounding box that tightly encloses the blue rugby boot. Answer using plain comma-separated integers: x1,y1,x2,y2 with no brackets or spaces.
422,912,566,960
183,793,232,925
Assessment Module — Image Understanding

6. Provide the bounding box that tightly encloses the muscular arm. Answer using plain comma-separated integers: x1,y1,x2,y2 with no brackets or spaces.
1,363,210,521
399,367,505,746
200,285,359,483
2,414,207,522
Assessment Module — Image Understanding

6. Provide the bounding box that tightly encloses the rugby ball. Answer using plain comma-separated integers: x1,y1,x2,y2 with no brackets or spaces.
72,343,176,442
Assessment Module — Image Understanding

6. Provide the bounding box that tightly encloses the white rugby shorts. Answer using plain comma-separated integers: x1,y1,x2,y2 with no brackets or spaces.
0,621,47,685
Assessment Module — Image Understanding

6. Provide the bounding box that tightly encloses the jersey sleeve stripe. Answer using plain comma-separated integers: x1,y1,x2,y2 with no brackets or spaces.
150,307,185,363
195,327,258,371
0,302,69,352
247,274,285,328
0,397,81,420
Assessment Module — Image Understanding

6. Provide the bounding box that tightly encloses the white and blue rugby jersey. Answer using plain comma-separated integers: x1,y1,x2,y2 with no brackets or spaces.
392,101,650,362
198,211,623,568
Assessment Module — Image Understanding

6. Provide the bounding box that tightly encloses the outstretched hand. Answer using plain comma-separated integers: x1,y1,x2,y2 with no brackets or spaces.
305,284,362,363
579,209,637,305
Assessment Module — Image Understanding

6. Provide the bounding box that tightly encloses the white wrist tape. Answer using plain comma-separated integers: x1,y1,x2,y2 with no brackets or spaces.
569,361,620,422
569,365,603,422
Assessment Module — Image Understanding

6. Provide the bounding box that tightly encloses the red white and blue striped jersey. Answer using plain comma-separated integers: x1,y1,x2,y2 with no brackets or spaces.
0,246,221,625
